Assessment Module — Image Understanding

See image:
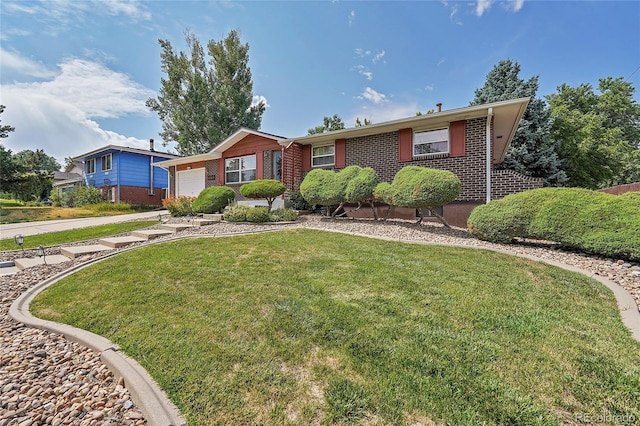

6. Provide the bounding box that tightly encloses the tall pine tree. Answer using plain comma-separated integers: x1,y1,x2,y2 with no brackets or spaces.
147,30,265,155
471,60,566,185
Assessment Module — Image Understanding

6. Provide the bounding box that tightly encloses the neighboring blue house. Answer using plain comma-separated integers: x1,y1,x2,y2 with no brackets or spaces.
72,140,181,205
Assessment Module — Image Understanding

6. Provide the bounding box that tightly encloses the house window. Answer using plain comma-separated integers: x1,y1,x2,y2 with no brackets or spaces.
105,187,115,202
312,144,335,167
101,154,112,171
87,158,96,174
413,129,449,157
273,150,282,182
225,155,256,184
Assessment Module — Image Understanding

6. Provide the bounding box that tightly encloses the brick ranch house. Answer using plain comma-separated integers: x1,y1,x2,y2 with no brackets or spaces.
155,97,544,227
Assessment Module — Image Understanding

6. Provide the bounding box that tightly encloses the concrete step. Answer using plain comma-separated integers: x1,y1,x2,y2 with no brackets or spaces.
158,224,195,233
98,236,147,248
14,255,71,270
0,266,20,276
192,219,216,227
131,229,175,240
60,244,114,259
202,214,223,222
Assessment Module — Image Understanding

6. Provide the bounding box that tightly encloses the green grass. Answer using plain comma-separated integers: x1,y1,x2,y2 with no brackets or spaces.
31,229,640,425
0,201,156,224
0,221,158,249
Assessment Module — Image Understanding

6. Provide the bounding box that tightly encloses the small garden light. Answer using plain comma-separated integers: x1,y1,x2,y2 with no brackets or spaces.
36,244,47,265
14,234,24,252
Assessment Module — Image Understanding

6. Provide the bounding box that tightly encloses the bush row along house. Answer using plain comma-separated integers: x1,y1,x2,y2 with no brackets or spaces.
53,141,180,205
154,97,544,227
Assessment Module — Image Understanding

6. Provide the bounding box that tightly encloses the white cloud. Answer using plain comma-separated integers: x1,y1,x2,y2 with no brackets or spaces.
372,50,385,64
358,87,387,104
0,48,57,79
252,95,270,108
449,4,462,25
437,57,447,67
103,0,151,20
348,10,355,25
348,102,419,125
475,0,494,16
353,65,373,81
425,85,434,91
1,58,155,164
503,0,525,13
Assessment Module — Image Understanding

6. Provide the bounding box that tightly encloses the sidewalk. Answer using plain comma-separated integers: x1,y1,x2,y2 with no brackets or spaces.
0,210,167,240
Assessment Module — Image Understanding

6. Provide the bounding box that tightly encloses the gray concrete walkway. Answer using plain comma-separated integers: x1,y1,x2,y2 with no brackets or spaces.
0,210,168,240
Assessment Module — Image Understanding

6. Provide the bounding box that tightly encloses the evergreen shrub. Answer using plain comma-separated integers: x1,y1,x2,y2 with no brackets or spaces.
223,204,250,222
239,180,286,211
192,186,235,214
245,206,271,223
468,188,640,260
270,208,298,222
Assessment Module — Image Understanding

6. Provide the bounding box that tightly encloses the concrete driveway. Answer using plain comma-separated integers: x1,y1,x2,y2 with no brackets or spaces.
0,210,167,240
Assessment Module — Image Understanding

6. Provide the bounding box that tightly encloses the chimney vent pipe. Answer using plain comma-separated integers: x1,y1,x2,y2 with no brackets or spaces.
436,103,442,113
149,139,155,151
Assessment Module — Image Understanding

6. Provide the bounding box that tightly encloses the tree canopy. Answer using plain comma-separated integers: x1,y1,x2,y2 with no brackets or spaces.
307,114,345,135
471,59,567,186
546,77,640,188
0,105,15,139
0,147,59,202
147,30,265,155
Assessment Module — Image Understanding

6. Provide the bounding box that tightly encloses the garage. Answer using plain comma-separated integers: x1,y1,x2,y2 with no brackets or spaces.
177,168,205,197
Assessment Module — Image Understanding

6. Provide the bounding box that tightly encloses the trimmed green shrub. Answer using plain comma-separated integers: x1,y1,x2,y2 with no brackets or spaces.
192,186,235,214
270,208,298,222
286,190,312,210
299,168,336,207
468,188,640,260
223,204,250,222
246,206,271,223
162,195,195,217
373,182,393,205
390,166,461,209
239,180,286,211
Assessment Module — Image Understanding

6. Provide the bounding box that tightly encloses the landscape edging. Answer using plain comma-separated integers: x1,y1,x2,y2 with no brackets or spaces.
8,225,640,426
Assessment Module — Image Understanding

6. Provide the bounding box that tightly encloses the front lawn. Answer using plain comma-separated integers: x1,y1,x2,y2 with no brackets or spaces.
31,229,640,425
0,221,159,250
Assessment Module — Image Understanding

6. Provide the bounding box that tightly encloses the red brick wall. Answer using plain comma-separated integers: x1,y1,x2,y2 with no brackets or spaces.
118,185,164,206
491,169,545,199
283,143,304,190
344,117,543,202
599,182,640,195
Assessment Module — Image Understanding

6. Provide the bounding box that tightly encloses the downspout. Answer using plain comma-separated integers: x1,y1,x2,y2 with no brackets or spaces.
117,148,122,203
149,139,155,196
486,108,493,204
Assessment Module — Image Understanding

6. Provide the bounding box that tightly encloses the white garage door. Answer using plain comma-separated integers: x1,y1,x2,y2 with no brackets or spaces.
177,168,205,197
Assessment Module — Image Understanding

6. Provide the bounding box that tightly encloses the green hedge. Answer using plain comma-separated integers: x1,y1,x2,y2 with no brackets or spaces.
239,180,286,211
192,186,235,214
223,205,250,222
468,188,640,260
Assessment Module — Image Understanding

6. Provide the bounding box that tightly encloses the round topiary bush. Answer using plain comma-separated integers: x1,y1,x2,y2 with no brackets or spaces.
246,206,271,223
223,204,250,222
239,180,287,211
192,186,235,214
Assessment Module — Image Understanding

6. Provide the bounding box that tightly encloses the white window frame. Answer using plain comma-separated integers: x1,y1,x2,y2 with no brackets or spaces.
312,144,335,167
413,128,449,158
225,154,257,184
101,153,112,171
87,158,96,174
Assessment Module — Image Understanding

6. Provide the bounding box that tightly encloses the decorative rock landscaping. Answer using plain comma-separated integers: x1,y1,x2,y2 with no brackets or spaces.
1,215,638,424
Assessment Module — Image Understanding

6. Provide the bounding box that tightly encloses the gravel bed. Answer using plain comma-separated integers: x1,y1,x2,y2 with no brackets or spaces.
1,214,638,425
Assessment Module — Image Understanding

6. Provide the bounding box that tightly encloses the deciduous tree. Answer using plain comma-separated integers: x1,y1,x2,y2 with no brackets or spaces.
547,77,640,188
307,114,345,135
147,30,265,155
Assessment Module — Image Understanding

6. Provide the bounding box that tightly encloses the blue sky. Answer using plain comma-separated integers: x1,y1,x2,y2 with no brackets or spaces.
1,0,639,167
